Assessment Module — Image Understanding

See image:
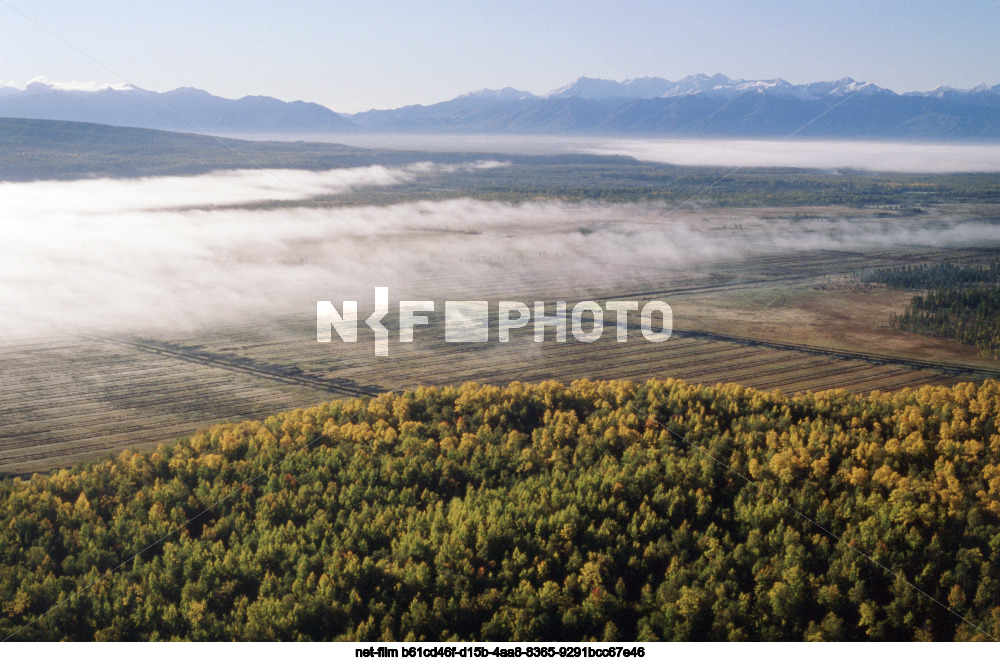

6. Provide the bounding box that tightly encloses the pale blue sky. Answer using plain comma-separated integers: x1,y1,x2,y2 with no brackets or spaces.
0,0,998,111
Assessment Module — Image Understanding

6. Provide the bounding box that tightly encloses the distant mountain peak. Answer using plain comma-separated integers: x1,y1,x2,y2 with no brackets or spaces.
14,76,135,93
164,86,216,97
546,76,640,100
0,81,358,133
539,74,887,101
680,72,732,84
460,87,538,102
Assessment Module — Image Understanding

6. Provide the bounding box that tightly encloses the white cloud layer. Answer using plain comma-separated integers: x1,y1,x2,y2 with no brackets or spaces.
0,165,419,216
317,134,1000,173
585,138,1000,173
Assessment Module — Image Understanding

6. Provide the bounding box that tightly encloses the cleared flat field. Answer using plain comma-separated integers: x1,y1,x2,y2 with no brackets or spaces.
0,338,335,475
4,245,999,476
0,324,974,476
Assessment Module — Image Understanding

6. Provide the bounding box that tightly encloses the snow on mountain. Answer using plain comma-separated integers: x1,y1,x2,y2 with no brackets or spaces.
543,74,886,101
5,75,1000,139
546,76,636,99
459,87,539,102
2,76,135,92
618,77,676,98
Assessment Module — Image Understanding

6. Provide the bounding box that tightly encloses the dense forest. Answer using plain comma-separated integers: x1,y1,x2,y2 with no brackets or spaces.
892,288,1000,359
1,378,999,641
863,260,1000,290
864,259,1000,359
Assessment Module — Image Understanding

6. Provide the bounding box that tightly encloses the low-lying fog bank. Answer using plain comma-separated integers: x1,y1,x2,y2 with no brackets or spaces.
2,164,999,341
232,133,1000,173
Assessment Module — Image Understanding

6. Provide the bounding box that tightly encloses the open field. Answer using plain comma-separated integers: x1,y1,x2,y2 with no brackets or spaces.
0,324,976,476
0,337,336,475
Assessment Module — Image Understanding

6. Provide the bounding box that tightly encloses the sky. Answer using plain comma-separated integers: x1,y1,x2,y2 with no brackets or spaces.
0,0,998,112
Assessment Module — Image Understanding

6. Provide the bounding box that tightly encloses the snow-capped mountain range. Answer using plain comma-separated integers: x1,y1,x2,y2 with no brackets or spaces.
541,74,881,101
3,74,1000,139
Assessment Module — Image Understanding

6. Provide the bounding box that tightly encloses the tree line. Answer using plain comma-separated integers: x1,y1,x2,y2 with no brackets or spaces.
863,260,1000,290
891,287,1000,359
863,259,1000,358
